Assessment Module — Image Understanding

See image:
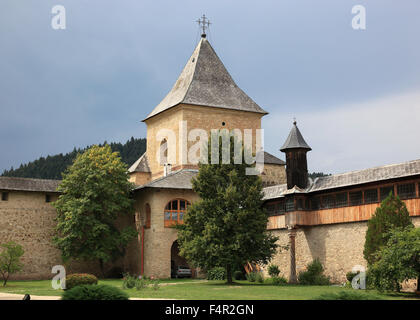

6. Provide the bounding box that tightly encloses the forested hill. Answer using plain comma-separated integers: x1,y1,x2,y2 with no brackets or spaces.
1,137,146,180
2,138,330,181
308,172,331,180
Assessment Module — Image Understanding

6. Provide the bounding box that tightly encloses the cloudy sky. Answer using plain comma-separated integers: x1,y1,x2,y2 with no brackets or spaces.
1,0,419,175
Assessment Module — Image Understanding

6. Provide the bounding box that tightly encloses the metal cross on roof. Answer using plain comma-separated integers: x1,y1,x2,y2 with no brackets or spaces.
196,14,211,38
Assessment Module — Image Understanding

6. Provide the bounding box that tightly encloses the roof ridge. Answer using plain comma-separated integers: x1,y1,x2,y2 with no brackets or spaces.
0,176,61,183
182,38,206,104
318,158,420,180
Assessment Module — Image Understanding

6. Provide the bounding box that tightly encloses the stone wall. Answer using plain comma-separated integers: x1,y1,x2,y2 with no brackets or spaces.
129,171,151,186
0,191,64,279
267,216,420,285
0,190,137,280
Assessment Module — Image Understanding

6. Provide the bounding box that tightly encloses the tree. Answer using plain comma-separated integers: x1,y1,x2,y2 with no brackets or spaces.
177,137,278,284
53,145,137,276
369,227,420,292
363,193,413,265
0,241,24,286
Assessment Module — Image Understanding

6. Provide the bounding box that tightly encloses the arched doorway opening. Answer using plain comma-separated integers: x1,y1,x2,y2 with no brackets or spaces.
170,240,194,278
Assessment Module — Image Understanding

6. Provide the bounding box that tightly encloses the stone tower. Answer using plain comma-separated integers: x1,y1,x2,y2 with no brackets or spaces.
140,35,268,180
280,121,311,189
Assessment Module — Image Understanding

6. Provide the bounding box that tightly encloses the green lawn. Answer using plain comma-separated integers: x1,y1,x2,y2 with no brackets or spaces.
0,279,417,300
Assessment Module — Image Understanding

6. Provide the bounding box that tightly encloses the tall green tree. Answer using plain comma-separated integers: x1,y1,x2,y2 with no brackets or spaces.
369,227,420,292
177,137,278,283
0,241,24,286
53,145,137,276
363,193,413,265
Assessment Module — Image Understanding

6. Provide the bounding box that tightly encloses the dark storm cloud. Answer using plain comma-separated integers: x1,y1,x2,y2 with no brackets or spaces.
0,0,419,173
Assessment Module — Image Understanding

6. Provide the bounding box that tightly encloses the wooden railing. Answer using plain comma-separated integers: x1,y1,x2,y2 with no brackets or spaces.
267,198,420,229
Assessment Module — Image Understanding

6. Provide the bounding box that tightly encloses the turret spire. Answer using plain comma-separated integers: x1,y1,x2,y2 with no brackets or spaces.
281,120,311,189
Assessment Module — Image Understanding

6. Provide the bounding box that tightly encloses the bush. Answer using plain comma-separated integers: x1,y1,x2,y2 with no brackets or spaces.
65,273,98,290
256,272,264,283
272,276,288,286
207,267,226,280
135,277,147,291
314,291,383,300
122,273,137,289
246,272,257,282
363,194,413,265
346,271,359,282
369,227,420,292
298,259,330,285
267,264,280,278
234,270,245,280
62,284,129,300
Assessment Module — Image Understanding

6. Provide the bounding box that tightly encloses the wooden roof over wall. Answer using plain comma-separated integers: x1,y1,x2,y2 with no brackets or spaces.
263,159,420,200
0,177,60,193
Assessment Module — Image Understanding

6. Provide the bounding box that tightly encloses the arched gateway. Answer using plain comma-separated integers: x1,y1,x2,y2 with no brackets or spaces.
170,240,193,278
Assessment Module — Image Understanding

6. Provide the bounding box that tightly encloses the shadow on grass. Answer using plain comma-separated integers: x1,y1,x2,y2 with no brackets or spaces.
380,291,419,299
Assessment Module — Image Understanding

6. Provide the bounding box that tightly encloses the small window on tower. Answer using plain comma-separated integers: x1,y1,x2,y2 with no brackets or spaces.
1,192,9,201
145,203,151,228
45,194,51,203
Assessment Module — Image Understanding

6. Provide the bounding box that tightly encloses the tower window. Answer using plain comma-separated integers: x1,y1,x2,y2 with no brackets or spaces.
164,199,190,227
364,189,378,204
397,183,415,200
159,139,168,165
145,203,151,228
1,192,9,201
380,186,394,201
222,122,226,126
45,194,51,203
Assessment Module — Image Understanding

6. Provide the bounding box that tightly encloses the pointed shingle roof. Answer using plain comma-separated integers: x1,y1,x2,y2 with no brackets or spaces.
280,121,311,152
128,153,151,173
144,37,267,121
